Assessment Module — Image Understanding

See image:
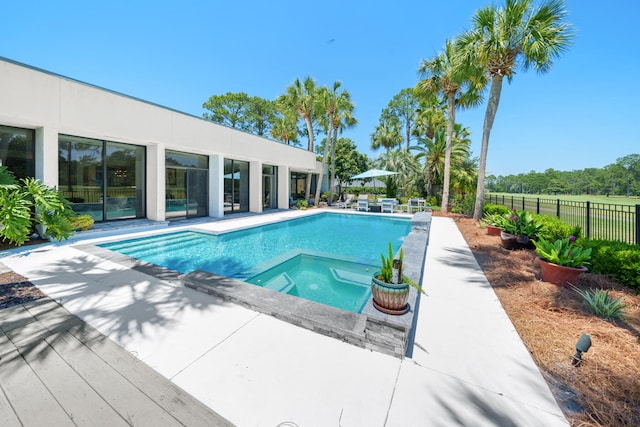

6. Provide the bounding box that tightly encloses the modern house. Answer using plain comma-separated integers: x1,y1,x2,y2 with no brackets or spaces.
0,57,322,222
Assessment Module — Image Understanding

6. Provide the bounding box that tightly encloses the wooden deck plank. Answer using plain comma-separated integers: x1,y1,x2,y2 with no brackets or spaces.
0,304,35,333
0,348,74,426
68,323,234,427
19,337,129,427
44,330,185,427
0,383,22,427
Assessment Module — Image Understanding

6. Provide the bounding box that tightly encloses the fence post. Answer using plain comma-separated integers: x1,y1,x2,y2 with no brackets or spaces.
536,198,540,214
636,204,640,245
522,197,525,211
556,199,560,218
511,195,514,210
586,201,591,240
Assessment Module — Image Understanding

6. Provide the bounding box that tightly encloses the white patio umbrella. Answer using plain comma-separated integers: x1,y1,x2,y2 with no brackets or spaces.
351,168,398,197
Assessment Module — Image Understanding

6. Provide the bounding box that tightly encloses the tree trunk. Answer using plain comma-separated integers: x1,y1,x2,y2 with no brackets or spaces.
473,74,504,220
314,132,331,207
304,116,314,201
441,92,456,213
329,127,338,205
406,121,411,150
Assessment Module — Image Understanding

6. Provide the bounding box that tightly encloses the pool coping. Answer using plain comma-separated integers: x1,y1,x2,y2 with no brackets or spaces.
76,212,432,358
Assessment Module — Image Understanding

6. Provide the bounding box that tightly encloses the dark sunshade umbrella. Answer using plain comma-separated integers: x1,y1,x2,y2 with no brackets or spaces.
351,169,398,196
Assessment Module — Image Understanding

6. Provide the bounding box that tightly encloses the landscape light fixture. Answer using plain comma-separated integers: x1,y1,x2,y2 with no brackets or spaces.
572,333,592,367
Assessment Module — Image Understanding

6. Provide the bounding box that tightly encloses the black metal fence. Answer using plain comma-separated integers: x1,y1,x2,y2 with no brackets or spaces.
484,194,640,245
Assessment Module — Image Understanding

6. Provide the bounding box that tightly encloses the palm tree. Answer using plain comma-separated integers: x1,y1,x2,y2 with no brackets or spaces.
371,120,402,152
376,149,420,198
314,82,358,206
277,76,320,201
457,0,573,220
417,39,485,213
411,124,472,198
270,111,299,145
328,92,357,205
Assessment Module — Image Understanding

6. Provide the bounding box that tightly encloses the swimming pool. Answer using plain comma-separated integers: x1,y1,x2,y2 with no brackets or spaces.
100,212,411,312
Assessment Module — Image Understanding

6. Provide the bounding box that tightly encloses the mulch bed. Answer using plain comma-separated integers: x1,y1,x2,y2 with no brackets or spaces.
444,211,640,427
0,272,45,309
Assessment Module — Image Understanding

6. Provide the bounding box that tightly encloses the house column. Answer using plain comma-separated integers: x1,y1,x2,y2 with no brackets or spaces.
35,126,58,187
146,143,165,221
278,165,290,209
249,160,262,213
209,154,224,218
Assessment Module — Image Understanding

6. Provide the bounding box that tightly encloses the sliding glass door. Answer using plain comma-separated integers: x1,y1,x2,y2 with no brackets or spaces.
165,150,208,218
224,159,249,214
59,135,145,221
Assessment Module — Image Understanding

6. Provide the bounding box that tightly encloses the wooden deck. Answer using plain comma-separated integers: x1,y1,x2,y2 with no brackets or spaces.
0,298,233,427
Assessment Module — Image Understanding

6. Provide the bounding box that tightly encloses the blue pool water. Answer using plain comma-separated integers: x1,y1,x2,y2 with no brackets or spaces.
247,254,375,313
100,212,411,312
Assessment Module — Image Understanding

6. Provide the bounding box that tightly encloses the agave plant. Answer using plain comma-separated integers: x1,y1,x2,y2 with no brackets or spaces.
572,286,628,321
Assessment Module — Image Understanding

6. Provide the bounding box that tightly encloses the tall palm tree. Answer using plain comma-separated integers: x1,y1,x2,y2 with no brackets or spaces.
417,39,485,213
314,82,357,206
457,0,573,220
277,76,320,201
328,93,357,205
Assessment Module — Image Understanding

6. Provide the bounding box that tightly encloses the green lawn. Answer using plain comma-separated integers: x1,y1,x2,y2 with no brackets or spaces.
487,193,640,206
485,193,638,244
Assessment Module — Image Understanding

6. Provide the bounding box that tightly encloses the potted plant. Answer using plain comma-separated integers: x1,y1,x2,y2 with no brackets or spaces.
481,212,504,236
371,242,421,315
533,236,592,285
499,209,542,250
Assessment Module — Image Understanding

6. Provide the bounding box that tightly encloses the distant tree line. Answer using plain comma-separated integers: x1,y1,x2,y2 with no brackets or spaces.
485,154,640,196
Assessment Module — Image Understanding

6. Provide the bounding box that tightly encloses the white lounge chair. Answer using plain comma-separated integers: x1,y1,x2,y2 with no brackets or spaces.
334,194,355,209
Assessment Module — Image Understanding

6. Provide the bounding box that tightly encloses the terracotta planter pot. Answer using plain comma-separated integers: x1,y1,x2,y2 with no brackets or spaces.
486,225,501,236
371,273,410,315
500,231,536,250
536,257,588,286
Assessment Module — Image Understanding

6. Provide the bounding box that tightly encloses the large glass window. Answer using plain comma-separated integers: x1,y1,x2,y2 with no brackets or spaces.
58,135,145,221
290,172,316,201
262,165,277,210
224,159,249,214
165,150,208,218
0,125,35,180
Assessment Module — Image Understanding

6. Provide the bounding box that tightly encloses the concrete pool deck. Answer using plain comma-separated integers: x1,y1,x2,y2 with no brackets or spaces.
0,211,569,426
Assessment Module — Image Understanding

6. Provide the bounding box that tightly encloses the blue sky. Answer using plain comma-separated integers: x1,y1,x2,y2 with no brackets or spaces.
2,0,638,177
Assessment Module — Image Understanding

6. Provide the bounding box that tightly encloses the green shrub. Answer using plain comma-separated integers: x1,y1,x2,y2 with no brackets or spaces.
534,214,582,241
482,203,510,216
571,286,628,320
70,215,94,231
0,166,74,245
581,239,640,289
296,199,308,210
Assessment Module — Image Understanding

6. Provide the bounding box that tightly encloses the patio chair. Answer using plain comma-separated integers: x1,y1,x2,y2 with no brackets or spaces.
357,195,369,212
408,198,422,213
381,199,394,213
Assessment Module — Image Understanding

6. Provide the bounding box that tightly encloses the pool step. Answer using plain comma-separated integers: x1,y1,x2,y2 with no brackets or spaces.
254,272,295,293
103,232,208,254
330,268,371,287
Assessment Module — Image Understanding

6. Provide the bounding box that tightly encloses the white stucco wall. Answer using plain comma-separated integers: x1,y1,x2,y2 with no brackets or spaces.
0,57,322,219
